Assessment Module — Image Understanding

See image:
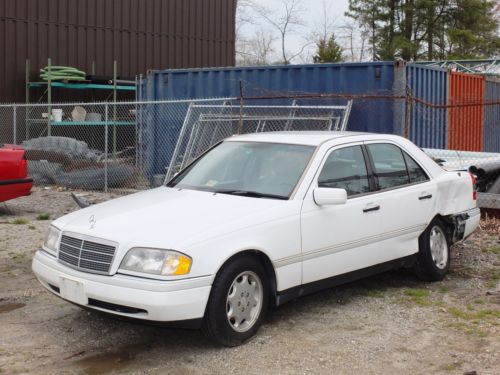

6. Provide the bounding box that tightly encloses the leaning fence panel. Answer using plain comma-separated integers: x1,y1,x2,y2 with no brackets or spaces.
164,100,353,181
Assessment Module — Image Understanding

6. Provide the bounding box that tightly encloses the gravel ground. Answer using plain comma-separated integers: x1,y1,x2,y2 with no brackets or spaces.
0,187,499,375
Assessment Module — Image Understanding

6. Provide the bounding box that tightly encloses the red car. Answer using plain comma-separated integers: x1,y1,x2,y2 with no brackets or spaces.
0,144,32,202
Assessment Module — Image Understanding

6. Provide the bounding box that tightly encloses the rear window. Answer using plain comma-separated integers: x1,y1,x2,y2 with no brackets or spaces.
403,151,429,183
367,144,409,190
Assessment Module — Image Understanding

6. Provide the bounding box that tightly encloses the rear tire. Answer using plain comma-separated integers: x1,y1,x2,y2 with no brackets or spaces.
415,218,450,281
202,255,269,347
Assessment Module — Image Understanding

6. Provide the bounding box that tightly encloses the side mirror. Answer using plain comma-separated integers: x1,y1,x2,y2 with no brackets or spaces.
313,188,347,206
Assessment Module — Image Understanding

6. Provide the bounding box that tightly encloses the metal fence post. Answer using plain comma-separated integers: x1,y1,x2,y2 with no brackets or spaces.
104,103,109,193
12,105,17,144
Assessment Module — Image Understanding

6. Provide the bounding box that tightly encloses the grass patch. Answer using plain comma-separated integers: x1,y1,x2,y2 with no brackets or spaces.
363,289,385,298
473,299,485,305
11,253,25,260
438,285,450,293
405,288,430,298
448,307,500,320
11,218,28,225
487,269,500,288
36,213,50,221
447,322,487,337
483,246,500,255
444,361,463,372
404,288,432,306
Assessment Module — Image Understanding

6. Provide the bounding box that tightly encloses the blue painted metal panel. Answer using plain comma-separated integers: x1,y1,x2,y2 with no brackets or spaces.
140,62,398,178
406,64,448,149
484,78,500,153
142,62,396,133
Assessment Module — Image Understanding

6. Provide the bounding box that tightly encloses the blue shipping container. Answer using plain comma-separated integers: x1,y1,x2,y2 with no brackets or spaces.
484,78,500,153
139,62,456,178
140,62,398,177
142,62,396,133
406,64,448,149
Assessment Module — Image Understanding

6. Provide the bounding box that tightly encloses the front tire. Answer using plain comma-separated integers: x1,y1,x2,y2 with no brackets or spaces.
415,218,450,281
202,255,269,347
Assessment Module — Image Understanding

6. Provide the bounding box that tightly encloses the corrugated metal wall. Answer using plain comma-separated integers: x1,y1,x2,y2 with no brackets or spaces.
406,64,448,149
448,72,485,151
484,77,500,153
0,0,237,102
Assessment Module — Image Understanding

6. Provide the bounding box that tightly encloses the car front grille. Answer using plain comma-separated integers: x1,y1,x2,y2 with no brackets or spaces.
58,234,116,274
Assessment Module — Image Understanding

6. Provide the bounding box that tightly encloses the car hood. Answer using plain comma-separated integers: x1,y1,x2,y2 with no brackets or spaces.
54,187,290,250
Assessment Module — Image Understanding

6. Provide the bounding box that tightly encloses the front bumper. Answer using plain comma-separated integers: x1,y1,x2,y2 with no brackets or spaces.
32,250,212,322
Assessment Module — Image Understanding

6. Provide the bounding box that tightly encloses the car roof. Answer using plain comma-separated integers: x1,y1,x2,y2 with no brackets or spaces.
225,131,398,146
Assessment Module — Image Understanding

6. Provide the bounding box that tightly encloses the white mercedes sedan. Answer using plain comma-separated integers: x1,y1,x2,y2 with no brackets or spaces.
32,132,480,346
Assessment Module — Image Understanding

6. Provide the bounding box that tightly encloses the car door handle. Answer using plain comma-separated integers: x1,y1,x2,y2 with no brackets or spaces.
418,194,433,200
363,205,380,213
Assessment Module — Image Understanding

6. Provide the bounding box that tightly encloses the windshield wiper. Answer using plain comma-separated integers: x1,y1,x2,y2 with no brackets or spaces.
214,189,288,200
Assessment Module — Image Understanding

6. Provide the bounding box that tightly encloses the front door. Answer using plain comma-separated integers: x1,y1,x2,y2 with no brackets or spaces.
300,143,386,284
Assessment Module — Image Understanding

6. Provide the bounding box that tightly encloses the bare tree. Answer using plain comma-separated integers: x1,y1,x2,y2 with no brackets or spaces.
236,28,276,66
337,19,370,62
236,0,257,65
254,0,308,64
236,0,255,36
314,0,338,42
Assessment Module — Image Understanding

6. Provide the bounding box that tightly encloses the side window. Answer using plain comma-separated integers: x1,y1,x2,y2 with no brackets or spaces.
318,145,370,196
367,144,409,190
403,151,429,183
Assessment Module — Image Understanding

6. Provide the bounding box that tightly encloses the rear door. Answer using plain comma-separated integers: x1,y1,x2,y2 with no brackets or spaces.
363,141,437,256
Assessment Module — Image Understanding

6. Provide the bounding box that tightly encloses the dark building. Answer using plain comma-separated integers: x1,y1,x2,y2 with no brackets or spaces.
0,0,237,102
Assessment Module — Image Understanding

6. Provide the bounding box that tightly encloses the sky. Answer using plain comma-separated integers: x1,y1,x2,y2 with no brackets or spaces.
238,0,355,64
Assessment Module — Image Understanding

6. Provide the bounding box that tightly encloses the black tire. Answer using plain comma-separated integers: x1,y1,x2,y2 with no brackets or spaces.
415,218,450,281
202,255,269,347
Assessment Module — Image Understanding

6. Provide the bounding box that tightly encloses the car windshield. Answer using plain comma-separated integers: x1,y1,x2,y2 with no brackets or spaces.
167,141,315,199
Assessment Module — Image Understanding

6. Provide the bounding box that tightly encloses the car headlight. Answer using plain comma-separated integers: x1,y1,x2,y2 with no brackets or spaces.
43,226,61,256
119,248,192,276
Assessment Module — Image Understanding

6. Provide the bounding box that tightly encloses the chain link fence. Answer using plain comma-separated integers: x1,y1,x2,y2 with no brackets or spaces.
408,95,500,210
0,94,498,209
0,98,353,192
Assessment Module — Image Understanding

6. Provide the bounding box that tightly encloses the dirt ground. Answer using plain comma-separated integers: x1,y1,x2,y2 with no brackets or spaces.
0,187,499,375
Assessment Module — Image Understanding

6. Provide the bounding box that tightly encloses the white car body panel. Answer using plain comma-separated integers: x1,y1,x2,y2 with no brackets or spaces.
32,132,480,322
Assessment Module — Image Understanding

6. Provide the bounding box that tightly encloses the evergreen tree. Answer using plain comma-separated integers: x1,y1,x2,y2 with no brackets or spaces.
313,34,344,63
447,0,500,59
346,0,500,60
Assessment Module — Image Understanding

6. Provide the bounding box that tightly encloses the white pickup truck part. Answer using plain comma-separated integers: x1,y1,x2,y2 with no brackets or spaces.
32,132,480,346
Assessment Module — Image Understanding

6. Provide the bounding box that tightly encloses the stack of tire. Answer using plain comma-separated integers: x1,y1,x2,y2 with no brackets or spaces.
21,136,134,190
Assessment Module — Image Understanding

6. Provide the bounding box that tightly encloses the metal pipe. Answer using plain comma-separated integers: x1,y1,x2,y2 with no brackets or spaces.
47,58,52,137
108,79,136,85
104,103,109,193
13,105,17,145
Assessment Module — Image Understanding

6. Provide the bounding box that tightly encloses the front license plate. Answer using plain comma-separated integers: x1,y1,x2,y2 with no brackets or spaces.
59,277,88,305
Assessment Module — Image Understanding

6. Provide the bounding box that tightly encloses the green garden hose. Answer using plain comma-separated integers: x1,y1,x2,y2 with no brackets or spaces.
40,66,86,81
